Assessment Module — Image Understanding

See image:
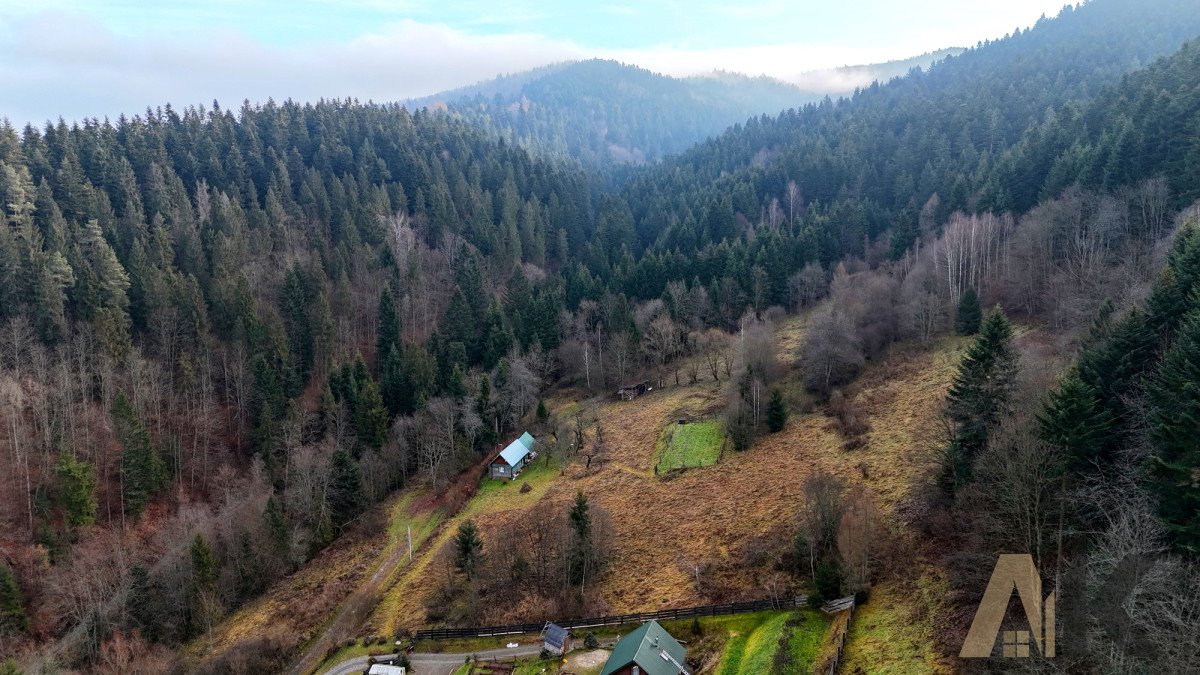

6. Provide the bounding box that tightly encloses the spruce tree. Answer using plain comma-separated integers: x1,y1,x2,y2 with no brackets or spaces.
380,346,405,417
188,534,219,637
53,451,97,530
264,494,290,565
955,288,982,335
376,287,402,367
0,563,28,635
328,448,366,528
353,380,389,450
126,564,156,640
536,399,549,423
767,388,789,433
567,491,595,587
112,392,164,519
941,307,1018,493
1147,310,1200,554
400,344,436,414
1037,371,1113,474
453,520,484,580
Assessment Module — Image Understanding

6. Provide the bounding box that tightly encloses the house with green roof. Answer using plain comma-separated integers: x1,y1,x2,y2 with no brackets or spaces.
599,620,690,675
488,431,535,480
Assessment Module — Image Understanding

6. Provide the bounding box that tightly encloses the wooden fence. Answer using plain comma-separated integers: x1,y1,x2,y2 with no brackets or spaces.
414,595,808,640
819,596,857,675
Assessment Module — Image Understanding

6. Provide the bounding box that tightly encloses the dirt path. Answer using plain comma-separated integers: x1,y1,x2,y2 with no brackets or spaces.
288,507,446,675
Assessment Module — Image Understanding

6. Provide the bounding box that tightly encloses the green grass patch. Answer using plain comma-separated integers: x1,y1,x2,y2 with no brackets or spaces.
387,492,443,545
785,611,832,673
656,419,724,471
700,610,828,675
465,457,559,517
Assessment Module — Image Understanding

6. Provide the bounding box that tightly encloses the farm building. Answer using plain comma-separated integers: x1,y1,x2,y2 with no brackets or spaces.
600,620,689,675
617,381,650,401
488,431,535,480
542,622,571,655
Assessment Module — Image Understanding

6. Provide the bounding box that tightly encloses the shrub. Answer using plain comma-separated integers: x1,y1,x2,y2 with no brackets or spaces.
584,631,600,649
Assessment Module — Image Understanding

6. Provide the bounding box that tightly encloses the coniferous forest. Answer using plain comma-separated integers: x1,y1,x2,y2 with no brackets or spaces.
2,0,1200,672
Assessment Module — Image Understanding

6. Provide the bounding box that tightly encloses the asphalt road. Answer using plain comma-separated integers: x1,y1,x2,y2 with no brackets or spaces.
324,643,546,675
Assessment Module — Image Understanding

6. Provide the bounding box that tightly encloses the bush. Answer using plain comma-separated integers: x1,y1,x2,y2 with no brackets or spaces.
519,481,532,493
584,631,600,649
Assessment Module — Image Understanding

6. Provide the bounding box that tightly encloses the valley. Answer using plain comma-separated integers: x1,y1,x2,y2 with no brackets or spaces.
2,1,1200,673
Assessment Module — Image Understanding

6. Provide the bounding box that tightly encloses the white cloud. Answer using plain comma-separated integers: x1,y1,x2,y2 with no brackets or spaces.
0,7,994,125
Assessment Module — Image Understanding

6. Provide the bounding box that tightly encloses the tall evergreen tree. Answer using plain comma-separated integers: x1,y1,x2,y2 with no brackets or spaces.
0,563,27,635
567,491,596,588
125,564,156,641
767,388,789,433
353,380,389,450
112,392,164,519
53,451,97,530
380,346,406,417
1037,370,1113,474
327,448,366,528
188,534,219,637
263,494,290,565
453,520,484,580
1147,310,1200,554
376,286,402,366
955,288,982,336
941,307,1018,493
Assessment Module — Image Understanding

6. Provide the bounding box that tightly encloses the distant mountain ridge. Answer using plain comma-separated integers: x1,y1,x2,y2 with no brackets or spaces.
405,51,960,166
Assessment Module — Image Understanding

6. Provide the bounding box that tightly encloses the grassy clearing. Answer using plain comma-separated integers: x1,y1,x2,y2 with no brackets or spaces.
656,418,724,471
840,580,951,674
700,607,835,667
731,610,790,674
785,611,832,672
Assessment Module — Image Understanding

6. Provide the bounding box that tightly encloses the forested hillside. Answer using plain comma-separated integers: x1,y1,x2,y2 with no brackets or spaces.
617,0,1200,263
410,59,812,165
1,0,1200,672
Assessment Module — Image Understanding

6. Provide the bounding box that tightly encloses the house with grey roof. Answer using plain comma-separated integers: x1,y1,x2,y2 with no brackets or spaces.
542,622,571,655
600,620,689,675
488,431,535,480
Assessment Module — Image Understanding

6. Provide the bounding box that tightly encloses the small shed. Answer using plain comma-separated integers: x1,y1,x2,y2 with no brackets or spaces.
600,620,689,675
542,622,571,656
617,381,650,401
489,432,535,480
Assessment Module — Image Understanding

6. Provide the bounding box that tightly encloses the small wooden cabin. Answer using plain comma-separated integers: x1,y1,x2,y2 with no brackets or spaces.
542,622,571,656
489,432,535,480
617,381,650,401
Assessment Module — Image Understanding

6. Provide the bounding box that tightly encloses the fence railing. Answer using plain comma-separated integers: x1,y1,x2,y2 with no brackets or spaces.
414,595,808,640
820,596,857,675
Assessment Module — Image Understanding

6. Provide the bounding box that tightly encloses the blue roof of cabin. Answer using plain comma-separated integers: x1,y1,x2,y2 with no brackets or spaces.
496,433,533,466
544,623,568,649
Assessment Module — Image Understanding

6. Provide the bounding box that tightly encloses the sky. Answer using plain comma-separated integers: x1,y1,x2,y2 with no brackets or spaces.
0,0,1071,126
